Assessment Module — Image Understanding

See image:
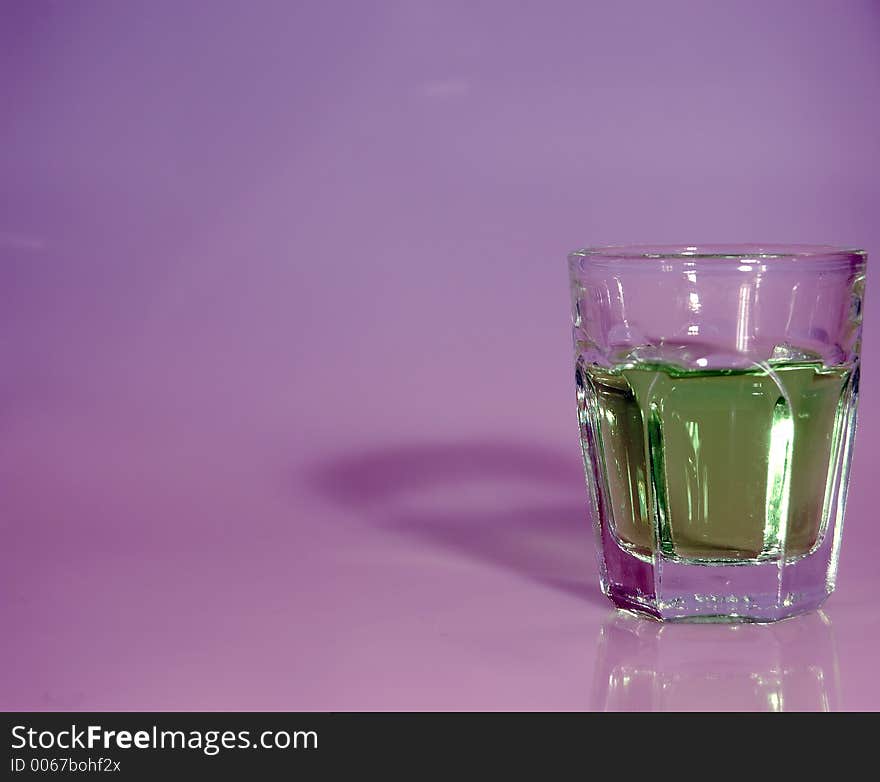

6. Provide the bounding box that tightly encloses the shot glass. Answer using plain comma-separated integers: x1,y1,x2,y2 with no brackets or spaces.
568,245,866,621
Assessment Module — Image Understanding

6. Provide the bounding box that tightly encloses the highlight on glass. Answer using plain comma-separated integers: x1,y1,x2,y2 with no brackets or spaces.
568,245,867,621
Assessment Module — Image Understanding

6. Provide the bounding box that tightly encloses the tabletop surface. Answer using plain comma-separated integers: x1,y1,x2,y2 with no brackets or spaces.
3,1,880,711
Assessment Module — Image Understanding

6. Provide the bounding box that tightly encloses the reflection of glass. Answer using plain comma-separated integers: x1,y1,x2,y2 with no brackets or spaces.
569,245,867,620
591,610,840,711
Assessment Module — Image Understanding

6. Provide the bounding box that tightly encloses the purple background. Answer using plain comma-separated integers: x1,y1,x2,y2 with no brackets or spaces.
2,0,879,710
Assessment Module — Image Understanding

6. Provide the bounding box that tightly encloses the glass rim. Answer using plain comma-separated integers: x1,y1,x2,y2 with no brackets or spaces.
569,243,866,265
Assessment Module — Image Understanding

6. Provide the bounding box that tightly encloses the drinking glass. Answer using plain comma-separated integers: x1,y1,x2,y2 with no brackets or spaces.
568,245,866,621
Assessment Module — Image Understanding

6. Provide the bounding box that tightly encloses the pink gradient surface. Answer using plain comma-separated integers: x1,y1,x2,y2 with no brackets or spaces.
2,1,880,711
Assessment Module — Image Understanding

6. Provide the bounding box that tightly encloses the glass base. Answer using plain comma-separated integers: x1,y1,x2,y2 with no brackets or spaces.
600,549,834,622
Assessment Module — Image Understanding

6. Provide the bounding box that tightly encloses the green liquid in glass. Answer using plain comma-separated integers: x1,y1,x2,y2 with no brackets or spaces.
581,361,854,563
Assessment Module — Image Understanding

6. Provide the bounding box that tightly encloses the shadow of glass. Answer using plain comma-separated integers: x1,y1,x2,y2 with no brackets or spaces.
591,609,840,711
309,441,582,506
307,440,605,605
